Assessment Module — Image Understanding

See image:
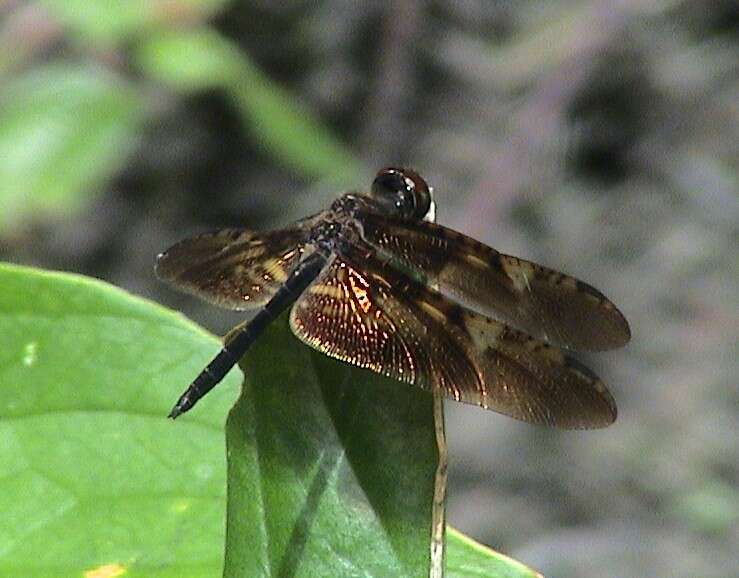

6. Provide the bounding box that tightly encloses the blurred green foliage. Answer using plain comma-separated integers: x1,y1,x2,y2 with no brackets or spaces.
38,0,230,45
0,0,360,236
134,29,361,182
0,65,142,231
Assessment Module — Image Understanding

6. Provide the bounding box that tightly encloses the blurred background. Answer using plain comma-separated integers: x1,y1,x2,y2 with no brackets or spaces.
0,1,736,576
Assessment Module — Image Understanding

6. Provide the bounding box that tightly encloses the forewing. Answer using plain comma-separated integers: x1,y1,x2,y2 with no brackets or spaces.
156,227,306,309
359,213,630,351
289,244,617,429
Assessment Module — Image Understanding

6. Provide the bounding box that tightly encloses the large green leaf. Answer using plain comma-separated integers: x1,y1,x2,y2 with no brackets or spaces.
0,65,142,233
0,263,240,577
223,317,438,577
223,320,543,578
0,263,540,577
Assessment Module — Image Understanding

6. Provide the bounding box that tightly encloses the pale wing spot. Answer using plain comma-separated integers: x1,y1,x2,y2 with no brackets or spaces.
501,257,535,294
416,301,447,324
84,563,127,578
309,284,345,299
264,258,288,282
521,270,532,293
463,252,489,269
560,275,579,290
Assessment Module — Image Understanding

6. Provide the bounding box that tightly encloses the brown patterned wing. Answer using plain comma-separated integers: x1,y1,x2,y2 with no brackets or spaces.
289,244,617,429
359,213,631,352
156,227,307,310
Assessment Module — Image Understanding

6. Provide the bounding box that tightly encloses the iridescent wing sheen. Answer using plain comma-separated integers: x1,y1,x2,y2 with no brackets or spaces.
155,226,307,310
289,242,617,429
358,212,630,352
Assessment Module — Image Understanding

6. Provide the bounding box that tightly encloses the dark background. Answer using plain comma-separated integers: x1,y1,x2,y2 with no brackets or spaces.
1,1,736,577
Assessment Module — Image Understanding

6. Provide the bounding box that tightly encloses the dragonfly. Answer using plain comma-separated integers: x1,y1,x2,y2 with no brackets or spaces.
156,167,630,428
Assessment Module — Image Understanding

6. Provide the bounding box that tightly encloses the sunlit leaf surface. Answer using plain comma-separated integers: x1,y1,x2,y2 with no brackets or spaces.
0,263,540,578
224,317,542,578
224,316,438,577
0,263,240,577
447,529,542,578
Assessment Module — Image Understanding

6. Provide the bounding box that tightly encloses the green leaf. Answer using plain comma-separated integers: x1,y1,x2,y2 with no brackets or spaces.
0,65,143,233
0,263,240,578
39,0,151,44
229,56,362,185
447,529,542,578
134,27,243,91
224,316,438,577
224,315,542,578
39,0,232,45
134,28,362,184
0,263,540,577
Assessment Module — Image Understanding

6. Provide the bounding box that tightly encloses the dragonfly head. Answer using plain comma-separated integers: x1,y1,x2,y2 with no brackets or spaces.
370,167,433,221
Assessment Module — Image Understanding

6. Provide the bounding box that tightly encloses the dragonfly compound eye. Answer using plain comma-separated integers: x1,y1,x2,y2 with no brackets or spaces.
372,167,431,220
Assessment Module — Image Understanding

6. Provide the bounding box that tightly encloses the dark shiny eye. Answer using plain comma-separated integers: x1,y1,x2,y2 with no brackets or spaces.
372,169,409,198
371,167,432,220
